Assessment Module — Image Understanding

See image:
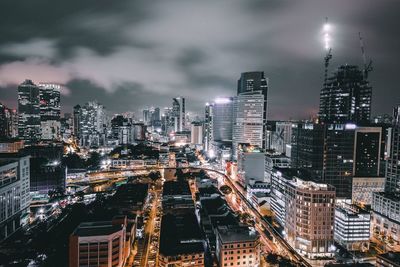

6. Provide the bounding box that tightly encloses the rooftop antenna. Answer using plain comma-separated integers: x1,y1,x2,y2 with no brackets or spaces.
323,17,333,86
358,32,373,79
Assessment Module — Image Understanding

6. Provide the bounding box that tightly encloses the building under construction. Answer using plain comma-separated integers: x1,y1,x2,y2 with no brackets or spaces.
319,64,372,125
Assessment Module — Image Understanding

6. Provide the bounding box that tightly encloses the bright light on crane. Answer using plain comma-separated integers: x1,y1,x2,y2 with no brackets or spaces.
323,19,331,50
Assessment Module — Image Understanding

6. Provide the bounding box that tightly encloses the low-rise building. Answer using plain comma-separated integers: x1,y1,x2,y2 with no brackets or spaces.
69,218,129,267
158,212,205,267
216,225,261,267
334,204,370,251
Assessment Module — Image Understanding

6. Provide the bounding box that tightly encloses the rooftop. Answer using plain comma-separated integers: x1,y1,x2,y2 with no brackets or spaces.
163,180,191,196
159,212,204,256
73,221,123,237
217,225,259,244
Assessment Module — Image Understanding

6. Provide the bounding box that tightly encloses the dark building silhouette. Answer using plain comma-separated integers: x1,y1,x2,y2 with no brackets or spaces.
18,80,41,144
319,65,372,125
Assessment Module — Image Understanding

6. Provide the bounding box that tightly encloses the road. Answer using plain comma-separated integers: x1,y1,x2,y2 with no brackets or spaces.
140,190,158,267
76,165,312,267
204,168,312,267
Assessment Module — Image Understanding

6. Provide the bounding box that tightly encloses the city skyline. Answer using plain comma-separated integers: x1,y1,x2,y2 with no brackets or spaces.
0,0,399,119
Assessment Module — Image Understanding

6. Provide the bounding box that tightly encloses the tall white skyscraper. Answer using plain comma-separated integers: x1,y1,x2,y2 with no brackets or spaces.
232,92,264,159
212,97,233,142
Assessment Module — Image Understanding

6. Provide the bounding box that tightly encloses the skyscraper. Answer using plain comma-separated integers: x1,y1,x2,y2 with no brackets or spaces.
39,83,61,140
17,79,41,144
172,97,185,132
74,101,106,147
319,65,372,125
203,103,213,151
232,93,264,159
372,105,400,245
237,71,268,148
0,103,17,139
212,97,233,143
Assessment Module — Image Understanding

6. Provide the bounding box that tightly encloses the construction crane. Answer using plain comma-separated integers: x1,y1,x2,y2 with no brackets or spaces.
323,17,333,86
359,32,373,79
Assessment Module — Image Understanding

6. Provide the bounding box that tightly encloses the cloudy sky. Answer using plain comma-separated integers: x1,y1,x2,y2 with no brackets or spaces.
0,0,399,119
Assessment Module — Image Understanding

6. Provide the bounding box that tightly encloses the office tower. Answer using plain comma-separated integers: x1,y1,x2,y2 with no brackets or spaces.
203,103,213,151
17,79,41,144
0,153,31,240
69,217,129,267
232,93,264,159
22,144,66,194
285,177,336,259
74,101,106,147
39,83,61,140
212,98,233,142
291,123,324,175
172,97,185,132
237,71,268,148
60,113,73,140
161,107,173,135
334,204,370,251
143,109,150,125
72,105,81,138
190,121,203,146
319,65,372,125
151,107,160,125
0,103,16,139
372,105,400,244
271,121,294,155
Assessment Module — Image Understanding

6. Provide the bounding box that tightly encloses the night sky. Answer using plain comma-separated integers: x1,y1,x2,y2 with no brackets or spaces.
0,0,399,120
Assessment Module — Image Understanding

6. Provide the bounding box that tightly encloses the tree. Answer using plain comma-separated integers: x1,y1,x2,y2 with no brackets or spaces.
149,171,161,182
86,152,101,168
63,153,85,169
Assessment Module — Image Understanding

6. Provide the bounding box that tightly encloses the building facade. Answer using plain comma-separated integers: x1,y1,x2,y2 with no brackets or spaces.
39,83,61,140
18,80,41,144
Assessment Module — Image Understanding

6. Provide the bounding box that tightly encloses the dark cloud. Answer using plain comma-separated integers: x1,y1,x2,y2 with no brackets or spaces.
0,0,399,120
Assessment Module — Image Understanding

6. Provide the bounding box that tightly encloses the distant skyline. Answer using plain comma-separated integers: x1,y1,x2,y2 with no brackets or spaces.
0,0,399,120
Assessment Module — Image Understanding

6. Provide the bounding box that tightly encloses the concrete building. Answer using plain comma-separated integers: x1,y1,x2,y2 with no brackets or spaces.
236,144,265,187
18,79,41,144
372,105,400,246
73,101,107,147
191,121,203,146
158,212,205,267
39,83,61,140
0,153,30,240
285,177,336,259
237,71,268,149
204,103,213,151
69,218,128,267
271,121,294,155
334,204,370,251
212,97,233,143
0,103,18,139
319,65,372,125
232,93,264,160
265,154,291,183
216,225,261,267
172,97,185,132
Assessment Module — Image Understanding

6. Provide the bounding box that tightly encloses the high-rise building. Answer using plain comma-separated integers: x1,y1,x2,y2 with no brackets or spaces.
0,103,17,139
285,176,336,259
39,83,61,140
172,97,185,132
372,105,400,244
237,71,268,148
190,121,203,146
0,152,31,240
212,97,233,143
232,93,265,160
18,80,41,144
73,101,106,147
271,121,294,155
334,204,370,251
319,65,372,125
203,103,213,151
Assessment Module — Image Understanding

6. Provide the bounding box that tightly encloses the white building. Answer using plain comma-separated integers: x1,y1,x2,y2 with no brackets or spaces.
334,204,370,251
237,144,265,187
190,122,203,146
232,93,264,160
